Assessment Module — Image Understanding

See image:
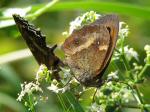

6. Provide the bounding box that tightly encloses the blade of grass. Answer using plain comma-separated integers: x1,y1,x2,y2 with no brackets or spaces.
0,92,25,112
56,93,67,111
63,92,84,112
0,49,32,64
48,1,150,19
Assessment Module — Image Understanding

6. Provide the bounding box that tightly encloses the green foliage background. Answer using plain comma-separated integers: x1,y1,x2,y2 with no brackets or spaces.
0,0,150,112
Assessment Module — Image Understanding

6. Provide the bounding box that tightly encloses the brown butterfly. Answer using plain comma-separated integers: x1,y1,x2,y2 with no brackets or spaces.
13,14,119,87
62,15,119,86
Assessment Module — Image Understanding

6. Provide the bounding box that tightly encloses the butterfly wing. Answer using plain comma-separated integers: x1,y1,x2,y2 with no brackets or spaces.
62,14,119,87
92,14,119,71
13,14,61,70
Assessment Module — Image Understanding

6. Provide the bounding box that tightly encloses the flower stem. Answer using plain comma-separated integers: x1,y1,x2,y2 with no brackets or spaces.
121,52,143,103
138,63,150,79
119,38,144,108
134,85,144,104
28,94,35,112
27,0,59,20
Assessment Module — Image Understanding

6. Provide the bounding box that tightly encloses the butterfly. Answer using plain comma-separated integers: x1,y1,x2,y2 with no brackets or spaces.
13,14,119,87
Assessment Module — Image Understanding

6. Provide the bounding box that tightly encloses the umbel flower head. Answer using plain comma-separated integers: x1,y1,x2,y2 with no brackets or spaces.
17,82,43,102
62,11,101,36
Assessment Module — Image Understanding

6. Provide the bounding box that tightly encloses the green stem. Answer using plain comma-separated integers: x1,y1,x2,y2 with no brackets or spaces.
121,53,144,105
134,85,144,105
122,104,141,109
119,37,144,108
0,0,58,21
120,37,132,78
122,103,150,112
138,63,150,79
28,94,35,112
26,0,59,20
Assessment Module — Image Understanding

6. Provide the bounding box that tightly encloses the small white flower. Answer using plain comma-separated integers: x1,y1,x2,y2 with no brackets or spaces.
133,63,142,71
47,79,70,93
108,71,118,80
97,91,104,97
90,103,103,112
144,45,150,54
113,45,139,61
69,11,101,34
124,46,139,61
62,31,69,36
119,22,129,38
17,82,43,101
47,83,59,93
47,84,70,93
106,81,113,86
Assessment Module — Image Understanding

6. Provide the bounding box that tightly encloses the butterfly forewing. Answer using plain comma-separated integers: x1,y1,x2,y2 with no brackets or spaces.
13,15,60,69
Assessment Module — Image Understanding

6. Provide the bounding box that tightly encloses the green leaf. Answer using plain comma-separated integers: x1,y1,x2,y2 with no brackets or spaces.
61,92,84,112
0,64,21,91
79,88,96,110
0,92,25,112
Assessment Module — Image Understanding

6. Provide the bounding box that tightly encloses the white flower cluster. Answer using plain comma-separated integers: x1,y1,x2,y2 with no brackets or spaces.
119,22,129,38
123,46,139,61
17,82,43,102
17,65,50,102
62,11,100,36
92,70,134,111
114,45,139,61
